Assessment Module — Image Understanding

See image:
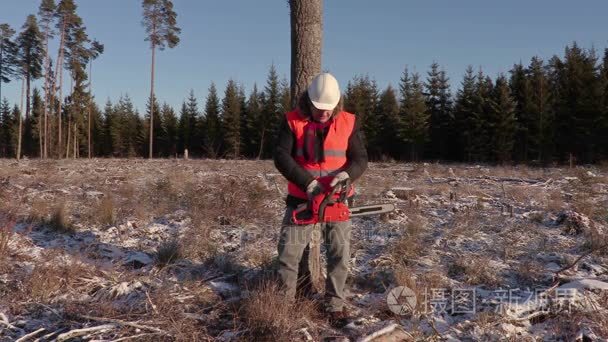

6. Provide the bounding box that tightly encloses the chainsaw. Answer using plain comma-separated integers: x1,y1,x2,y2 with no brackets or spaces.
291,179,395,225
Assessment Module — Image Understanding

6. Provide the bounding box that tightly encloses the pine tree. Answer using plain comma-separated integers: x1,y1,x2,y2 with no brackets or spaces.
237,84,248,158
279,77,291,115
143,94,162,157
245,83,262,158
87,40,103,158
376,85,400,159
221,79,241,159
489,74,516,163
178,90,199,156
142,0,181,158
101,99,114,156
344,75,380,159
53,0,79,157
527,56,552,163
400,71,429,161
64,11,91,158
160,102,178,157
551,43,603,163
453,66,477,161
28,87,43,157
0,98,15,157
38,0,56,158
9,105,21,157
202,82,221,157
468,69,493,162
88,101,104,157
509,62,533,162
424,62,452,160
17,15,44,122
260,64,282,159
0,24,18,105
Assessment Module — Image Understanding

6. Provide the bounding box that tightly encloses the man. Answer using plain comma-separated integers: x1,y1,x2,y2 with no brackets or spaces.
273,72,368,326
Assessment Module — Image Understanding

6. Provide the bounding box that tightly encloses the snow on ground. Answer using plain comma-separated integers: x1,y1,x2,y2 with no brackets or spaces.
1,159,607,341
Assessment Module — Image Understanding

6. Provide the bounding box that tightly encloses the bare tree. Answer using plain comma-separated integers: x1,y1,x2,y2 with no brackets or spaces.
289,0,322,109
141,0,180,159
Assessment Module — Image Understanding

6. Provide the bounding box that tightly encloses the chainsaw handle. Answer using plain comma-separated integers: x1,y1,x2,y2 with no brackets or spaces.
291,202,314,225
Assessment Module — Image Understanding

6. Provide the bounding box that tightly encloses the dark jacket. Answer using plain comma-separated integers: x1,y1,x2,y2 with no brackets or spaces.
273,113,368,206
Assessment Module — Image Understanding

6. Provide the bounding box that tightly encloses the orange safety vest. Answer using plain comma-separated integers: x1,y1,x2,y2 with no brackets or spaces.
286,109,356,199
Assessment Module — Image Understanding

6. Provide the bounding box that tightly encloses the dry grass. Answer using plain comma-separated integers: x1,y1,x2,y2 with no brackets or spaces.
46,201,75,233
239,280,319,341
95,193,116,226
156,239,182,267
448,255,501,287
180,223,218,262
515,259,546,287
0,216,14,261
26,255,95,302
389,215,426,266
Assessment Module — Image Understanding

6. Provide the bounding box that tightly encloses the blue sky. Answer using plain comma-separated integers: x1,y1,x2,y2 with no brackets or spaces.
1,0,607,114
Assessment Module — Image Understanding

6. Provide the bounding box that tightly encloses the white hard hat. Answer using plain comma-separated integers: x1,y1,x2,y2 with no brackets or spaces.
307,73,340,110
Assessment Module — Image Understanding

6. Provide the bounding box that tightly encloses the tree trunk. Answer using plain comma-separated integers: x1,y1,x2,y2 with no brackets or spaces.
26,65,31,120
65,114,70,159
289,0,323,109
88,60,92,158
73,123,77,158
0,44,3,110
256,127,265,160
43,33,50,159
149,41,156,159
55,22,66,158
290,0,324,291
39,111,43,157
17,78,24,160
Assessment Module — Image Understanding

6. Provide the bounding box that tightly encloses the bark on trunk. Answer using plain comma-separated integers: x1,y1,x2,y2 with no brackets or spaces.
290,0,323,109
17,78,24,160
149,41,156,159
55,23,65,158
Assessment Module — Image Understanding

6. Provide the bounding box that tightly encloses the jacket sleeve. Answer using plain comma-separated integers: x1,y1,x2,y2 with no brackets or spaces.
344,116,368,181
273,118,315,189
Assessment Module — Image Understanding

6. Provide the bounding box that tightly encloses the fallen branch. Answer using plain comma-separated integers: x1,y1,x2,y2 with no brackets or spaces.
554,241,608,281
357,323,412,342
79,314,170,336
15,327,46,342
0,315,18,331
109,332,163,342
56,324,117,342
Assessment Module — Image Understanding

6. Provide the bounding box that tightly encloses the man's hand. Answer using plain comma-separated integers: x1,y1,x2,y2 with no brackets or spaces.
306,179,325,198
329,171,350,189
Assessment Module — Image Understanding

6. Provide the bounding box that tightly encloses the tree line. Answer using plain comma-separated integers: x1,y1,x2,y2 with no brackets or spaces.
1,1,606,164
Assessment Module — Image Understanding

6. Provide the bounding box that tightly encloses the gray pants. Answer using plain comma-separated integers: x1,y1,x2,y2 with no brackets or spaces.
277,207,352,312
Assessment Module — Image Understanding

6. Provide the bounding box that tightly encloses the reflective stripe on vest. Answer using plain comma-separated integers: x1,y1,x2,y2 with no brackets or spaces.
285,109,356,199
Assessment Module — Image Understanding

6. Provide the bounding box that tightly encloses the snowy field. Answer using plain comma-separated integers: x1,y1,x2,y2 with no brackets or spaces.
1,159,607,341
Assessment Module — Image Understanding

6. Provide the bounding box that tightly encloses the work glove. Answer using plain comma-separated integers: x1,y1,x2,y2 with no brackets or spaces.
306,179,324,198
329,171,350,189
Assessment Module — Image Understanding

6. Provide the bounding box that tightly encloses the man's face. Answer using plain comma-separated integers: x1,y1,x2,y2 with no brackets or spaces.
311,107,333,123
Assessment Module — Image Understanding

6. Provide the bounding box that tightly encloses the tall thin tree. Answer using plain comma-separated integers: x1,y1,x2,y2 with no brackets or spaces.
87,40,103,158
38,0,56,159
54,0,78,158
141,0,180,159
